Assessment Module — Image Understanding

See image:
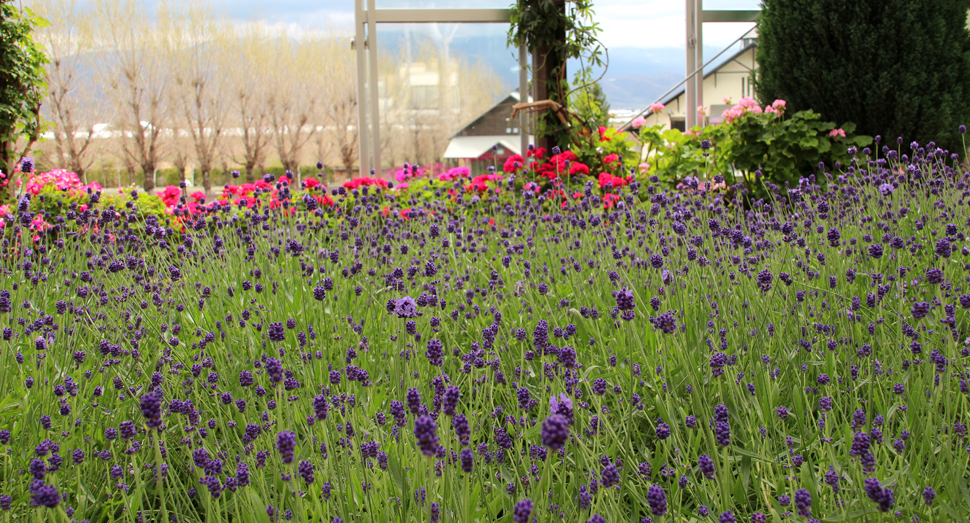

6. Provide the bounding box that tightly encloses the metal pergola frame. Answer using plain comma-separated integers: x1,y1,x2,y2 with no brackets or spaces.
353,1,530,177
685,1,759,128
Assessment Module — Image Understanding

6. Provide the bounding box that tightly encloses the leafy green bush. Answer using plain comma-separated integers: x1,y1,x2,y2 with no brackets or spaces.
755,0,970,154
641,99,872,199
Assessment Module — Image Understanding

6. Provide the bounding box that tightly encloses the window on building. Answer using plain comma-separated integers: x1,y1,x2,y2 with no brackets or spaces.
670,118,686,132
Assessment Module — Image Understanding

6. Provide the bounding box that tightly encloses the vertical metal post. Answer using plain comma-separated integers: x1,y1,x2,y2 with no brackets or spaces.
685,0,697,130
354,0,370,178
519,43,528,157
367,0,381,175
694,0,704,126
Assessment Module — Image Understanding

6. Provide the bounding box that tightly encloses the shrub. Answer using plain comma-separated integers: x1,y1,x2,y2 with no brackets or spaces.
755,0,970,154
641,97,872,199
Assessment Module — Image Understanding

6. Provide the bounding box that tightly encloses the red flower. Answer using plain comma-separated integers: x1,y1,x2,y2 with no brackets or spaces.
549,150,577,172
303,177,321,189
568,162,590,176
603,153,619,165
602,193,620,209
527,147,547,160
597,173,630,189
503,154,525,173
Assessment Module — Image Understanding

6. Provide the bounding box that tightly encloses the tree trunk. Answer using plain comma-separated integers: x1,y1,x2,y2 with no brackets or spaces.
141,162,156,194
534,0,568,154
245,163,255,183
201,169,211,195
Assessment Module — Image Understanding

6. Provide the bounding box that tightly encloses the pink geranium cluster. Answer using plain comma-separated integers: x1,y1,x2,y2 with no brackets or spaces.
24,168,102,197
343,177,389,191
721,97,787,124
394,164,426,183
159,186,182,211
438,167,470,182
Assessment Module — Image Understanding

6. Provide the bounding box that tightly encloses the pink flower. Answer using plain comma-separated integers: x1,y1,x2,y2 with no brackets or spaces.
765,105,778,114
30,215,51,231
722,106,746,124
638,162,651,173
829,128,846,138
697,105,708,116
772,99,787,111
437,166,470,182
738,96,759,109
631,116,647,128
649,102,665,114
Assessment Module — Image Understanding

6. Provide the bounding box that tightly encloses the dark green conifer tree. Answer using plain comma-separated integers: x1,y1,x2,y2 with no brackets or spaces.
755,0,970,153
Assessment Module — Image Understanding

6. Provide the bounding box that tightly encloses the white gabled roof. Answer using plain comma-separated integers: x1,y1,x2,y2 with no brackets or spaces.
442,135,531,159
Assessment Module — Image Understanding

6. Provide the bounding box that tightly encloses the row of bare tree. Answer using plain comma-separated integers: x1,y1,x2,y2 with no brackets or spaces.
32,0,506,193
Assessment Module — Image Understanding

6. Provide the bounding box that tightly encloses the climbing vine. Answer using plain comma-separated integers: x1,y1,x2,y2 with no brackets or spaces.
507,0,605,151
0,0,48,197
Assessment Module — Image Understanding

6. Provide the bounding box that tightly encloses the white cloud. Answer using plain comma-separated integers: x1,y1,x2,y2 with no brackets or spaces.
595,0,758,49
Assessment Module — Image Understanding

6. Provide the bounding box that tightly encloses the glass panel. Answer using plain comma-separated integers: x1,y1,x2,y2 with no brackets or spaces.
371,22,528,176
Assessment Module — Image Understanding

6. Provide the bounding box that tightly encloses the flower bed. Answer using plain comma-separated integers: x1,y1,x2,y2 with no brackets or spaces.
0,136,968,522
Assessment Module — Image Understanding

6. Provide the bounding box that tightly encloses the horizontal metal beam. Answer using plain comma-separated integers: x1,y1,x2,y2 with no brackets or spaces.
364,8,512,24
702,10,759,23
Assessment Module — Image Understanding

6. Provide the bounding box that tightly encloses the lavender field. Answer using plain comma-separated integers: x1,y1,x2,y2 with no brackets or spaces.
2,140,970,523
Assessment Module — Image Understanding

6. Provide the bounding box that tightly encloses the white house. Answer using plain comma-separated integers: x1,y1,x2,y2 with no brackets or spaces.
623,33,759,133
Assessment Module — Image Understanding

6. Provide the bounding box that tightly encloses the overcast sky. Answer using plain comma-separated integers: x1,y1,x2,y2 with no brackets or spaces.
194,0,760,50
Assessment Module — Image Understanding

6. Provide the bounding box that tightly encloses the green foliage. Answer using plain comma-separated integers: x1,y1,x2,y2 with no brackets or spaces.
102,190,178,228
643,108,872,199
755,0,970,154
570,78,610,129
29,185,86,218
507,0,602,65
0,0,48,184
